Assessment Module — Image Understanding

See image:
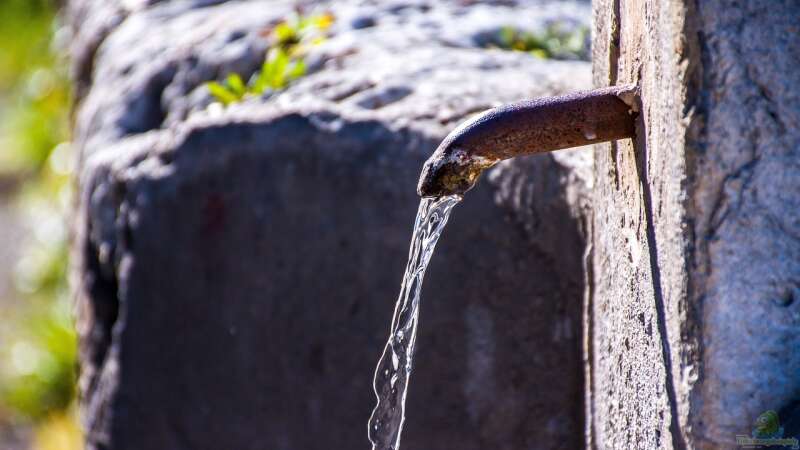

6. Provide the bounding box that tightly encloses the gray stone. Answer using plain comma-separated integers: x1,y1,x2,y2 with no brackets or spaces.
590,0,800,448
70,1,594,449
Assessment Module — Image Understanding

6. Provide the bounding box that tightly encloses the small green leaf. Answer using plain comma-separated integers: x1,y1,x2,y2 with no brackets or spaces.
265,48,290,89
272,48,290,75
207,81,238,105
289,59,306,80
225,73,246,96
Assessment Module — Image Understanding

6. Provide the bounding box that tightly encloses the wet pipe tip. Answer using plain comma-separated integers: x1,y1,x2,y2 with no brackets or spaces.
416,144,499,198
417,84,639,198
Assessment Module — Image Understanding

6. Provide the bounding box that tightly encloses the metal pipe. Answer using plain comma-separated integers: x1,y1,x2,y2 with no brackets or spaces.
417,85,638,197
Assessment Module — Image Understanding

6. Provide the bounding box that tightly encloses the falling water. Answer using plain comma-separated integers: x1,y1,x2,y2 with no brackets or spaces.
367,195,461,450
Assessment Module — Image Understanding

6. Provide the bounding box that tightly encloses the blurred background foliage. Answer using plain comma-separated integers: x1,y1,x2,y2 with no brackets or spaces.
0,0,82,449
488,22,590,60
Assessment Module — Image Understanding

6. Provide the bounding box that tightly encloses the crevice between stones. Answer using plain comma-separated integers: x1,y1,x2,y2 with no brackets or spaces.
635,118,687,450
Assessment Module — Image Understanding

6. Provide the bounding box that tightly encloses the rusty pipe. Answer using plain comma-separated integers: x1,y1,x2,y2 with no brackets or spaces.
417,85,638,197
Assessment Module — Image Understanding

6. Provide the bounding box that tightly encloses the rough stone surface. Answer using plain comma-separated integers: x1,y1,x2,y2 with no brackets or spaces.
690,1,800,446
590,0,800,448
588,1,693,447
69,1,594,449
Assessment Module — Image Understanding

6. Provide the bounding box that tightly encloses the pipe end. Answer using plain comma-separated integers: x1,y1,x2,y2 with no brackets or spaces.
417,146,497,197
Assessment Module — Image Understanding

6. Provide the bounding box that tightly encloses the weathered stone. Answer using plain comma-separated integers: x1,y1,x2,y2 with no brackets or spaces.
70,1,594,449
589,0,800,448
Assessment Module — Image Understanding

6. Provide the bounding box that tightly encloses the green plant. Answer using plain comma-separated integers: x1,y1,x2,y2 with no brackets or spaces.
0,0,56,92
207,12,333,106
207,48,307,105
1,297,76,420
494,23,589,60
0,0,71,176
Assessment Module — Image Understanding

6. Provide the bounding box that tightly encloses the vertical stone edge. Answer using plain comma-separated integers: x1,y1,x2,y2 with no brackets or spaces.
587,3,612,447
590,0,703,447
673,0,705,448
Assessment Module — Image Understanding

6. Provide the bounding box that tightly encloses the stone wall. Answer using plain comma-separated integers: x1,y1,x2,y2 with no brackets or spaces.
589,0,800,448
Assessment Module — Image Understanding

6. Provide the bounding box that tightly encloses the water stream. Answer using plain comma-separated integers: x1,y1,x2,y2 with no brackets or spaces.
367,195,461,450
